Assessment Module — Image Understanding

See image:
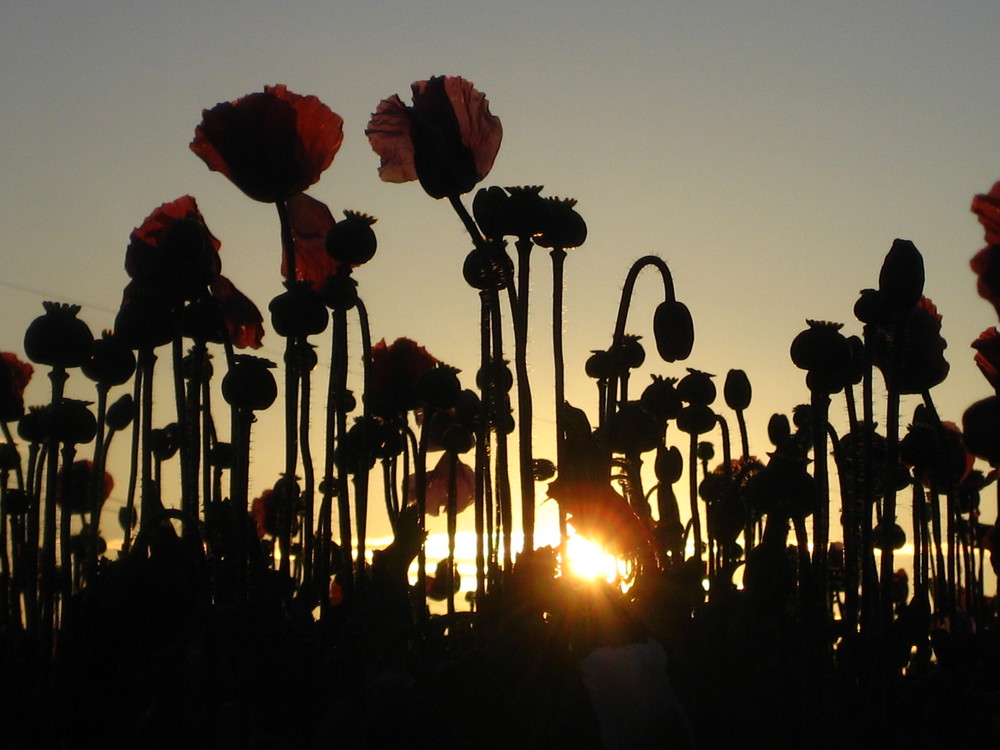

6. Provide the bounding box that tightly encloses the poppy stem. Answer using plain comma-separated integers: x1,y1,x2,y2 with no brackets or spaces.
448,195,485,248
551,248,570,556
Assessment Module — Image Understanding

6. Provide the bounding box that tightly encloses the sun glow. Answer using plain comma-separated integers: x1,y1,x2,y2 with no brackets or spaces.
564,533,622,583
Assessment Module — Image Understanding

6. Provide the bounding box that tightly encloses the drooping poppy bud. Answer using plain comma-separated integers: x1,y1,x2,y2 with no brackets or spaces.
83,331,136,387
24,302,94,369
652,300,695,363
878,239,924,312
222,356,277,411
723,369,752,412
326,211,378,266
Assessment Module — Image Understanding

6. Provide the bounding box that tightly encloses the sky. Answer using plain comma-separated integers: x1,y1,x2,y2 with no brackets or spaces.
2,1,999,548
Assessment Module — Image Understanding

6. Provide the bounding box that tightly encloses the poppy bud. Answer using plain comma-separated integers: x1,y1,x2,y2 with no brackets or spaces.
83,331,136,387
532,458,556,481
963,396,1000,464
472,186,509,240
326,211,377,266
724,369,752,411
222,356,277,411
767,413,791,448
697,441,715,462
149,423,180,461
640,376,682,420
654,445,684,484
119,505,137,532
676,404,717,435
269,281,329,338
24,302,94,369
106,393,135,432
653,300,695,363
878,239,924,312
790,320,852,394
677,369,716,406
535,197,587,249
584,350,613,380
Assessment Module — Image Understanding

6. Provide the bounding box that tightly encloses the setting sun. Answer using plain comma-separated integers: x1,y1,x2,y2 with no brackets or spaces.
564,532,622,583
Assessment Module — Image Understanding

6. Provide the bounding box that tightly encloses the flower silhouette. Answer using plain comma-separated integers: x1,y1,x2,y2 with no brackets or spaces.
973,327,1000,390
366,76,502,199
0,352,33,422
972,181,1000,246
191,84,344,203
282,192,340,291
367,337,439,417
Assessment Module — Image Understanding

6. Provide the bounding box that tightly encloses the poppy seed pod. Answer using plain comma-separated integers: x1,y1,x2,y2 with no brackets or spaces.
462,243,513,291
476,361,513,393
416,364,462,410
872,523,907,551
532,458,556,481
724,369,752,411
83,331,136,387
677,369,716,406
615,335,646,371
222,356,277,411
584,350,613,380
535,197,587,249
640,376,683,420
24,302,94,369
326,211,377,266
878,239,925,312
321,273,359,311
676,404,717,435
269,282,329,338
653,300,695,363
50,399,97,445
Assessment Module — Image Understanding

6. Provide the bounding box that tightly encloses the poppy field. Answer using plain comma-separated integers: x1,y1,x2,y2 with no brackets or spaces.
1,77,999,748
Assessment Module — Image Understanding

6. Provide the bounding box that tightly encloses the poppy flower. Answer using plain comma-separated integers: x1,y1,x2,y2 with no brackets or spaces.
366,76,502,199
367,338,440,418
282,192,340,291
56,459,113,514
970,244,1000,319
191,84,344,203
208,276,264,349
972,181,1000,246
125,196,222,302
408,453,475,516
251,488,277,538
870,297,949,394
0,352,33,422
972,327,1000,390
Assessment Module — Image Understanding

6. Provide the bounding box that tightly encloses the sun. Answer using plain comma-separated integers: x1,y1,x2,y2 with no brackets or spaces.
563,532,621,583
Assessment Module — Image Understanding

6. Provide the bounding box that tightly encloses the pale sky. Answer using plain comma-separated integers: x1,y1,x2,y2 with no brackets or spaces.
2,1,999,543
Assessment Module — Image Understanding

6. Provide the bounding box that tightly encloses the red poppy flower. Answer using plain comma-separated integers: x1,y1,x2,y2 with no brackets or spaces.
56,459,114,514
366,76,502,199
282,192,340,291
973,327,1000,389
870,296,949,394
408,453,475,516
208,276,264,349
972,181,1000,246
368,337,439,417
251,488,277,538
971,244,1000,320
191,85,344,203
0,352,33,422
125,196,222,301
